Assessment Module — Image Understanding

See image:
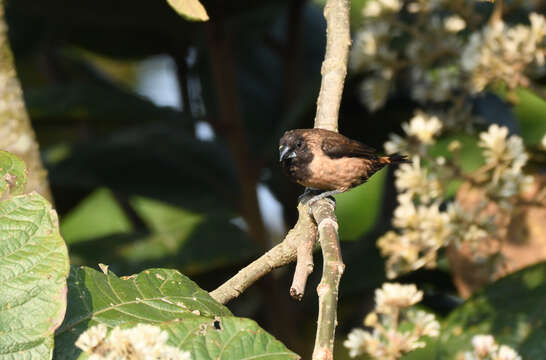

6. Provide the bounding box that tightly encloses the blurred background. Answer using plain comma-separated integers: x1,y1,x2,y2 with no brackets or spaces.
5,0,546,358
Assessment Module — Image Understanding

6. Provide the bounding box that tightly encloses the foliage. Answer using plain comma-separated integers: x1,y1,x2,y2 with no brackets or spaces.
0,151,69,358
56,266,298,359
3,0,546,358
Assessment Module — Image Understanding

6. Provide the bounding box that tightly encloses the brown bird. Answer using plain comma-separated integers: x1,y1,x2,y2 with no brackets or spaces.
279,128,409,204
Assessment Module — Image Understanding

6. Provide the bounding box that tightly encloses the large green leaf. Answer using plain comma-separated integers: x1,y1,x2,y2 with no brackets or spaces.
437,262,546,359
54,266,299,359
54,266,231,359
0,189,69,358
0,150,27,197
162,316,300,359
50,122,240,214
119,196,256,273
65,195,256,275
61,188,133,244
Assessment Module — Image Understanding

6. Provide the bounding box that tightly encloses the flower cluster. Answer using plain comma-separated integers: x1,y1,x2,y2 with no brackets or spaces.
379,119,531,277
462,13,546,92
75,323,192,360
350,0,546,111
385,111,443,156
344,283,439,359
461,334,521,360
478,125,533,206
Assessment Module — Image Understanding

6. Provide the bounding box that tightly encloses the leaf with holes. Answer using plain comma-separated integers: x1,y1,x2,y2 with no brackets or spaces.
166,0,209,21
0,192,69,359
54,266,231,358
54,266,300,359
162,316,300,359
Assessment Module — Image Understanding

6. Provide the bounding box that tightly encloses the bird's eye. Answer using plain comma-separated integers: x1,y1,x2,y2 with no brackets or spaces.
296,140,303,148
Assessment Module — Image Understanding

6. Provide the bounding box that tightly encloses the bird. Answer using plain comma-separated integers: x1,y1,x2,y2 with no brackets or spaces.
279,128,409,205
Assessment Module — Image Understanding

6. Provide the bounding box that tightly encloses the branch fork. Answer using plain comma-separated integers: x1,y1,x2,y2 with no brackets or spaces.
209,0,350,358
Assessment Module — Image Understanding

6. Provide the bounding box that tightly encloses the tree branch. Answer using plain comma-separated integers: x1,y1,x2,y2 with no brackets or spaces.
313,0,351,132
209,0,350,358
0,1,52,201
311,201,344,360
308,0,350,359
210,201,317,304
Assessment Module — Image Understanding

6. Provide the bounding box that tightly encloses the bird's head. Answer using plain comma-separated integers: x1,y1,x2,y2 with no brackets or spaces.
279,129,306,162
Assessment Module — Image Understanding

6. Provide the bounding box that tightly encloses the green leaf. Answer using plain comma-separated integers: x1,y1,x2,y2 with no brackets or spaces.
512,88,546,146
166,0,209,21
55,266,299,359
0,193,69,359
335,169,386,241
54,266,232,358
0,150,27,198
437,262,546,359
60,188,133,244
50,122,240,214
119,197,256,273
162,316,300,360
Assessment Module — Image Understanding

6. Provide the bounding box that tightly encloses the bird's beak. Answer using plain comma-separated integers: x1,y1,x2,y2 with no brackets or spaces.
279,145,296,162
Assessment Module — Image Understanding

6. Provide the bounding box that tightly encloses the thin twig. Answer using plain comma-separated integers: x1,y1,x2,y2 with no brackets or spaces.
210,201,317,304
290,225,316,300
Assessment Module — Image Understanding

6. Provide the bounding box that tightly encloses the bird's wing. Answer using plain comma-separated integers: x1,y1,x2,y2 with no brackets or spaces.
321,135,377,159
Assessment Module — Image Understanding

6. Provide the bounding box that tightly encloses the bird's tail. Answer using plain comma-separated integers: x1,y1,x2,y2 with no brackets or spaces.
379,153,411,164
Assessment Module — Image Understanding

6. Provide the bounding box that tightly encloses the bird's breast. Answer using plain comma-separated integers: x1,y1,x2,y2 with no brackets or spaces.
306,154,371,191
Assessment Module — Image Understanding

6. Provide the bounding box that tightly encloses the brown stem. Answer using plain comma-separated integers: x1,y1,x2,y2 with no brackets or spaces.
0,1,52,201
205,16,268,250
309,0,349,358
210,201,317,304
311,201,344,360
313,0,351,132
282,0,305,109
489,0,503,25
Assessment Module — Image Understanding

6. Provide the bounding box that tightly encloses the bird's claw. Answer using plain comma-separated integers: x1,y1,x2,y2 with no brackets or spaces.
306,193,336,215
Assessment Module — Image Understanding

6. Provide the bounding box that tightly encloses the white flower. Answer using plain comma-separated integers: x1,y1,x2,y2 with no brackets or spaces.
363,1,382,17
76,324,108,353
472,334,498,356
76,324,192,360
408,310,440,337
496,345,522,360
375,283,423,314
444,15,466,32
359,73,392,111
395,156,442,203
479,124,510,164
363,0,402,17
350,21,397,72
385,133,408,155
344,328,370,357
541,133,546,149
479,124,528,171
461,13,546,92
402,112,443,144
